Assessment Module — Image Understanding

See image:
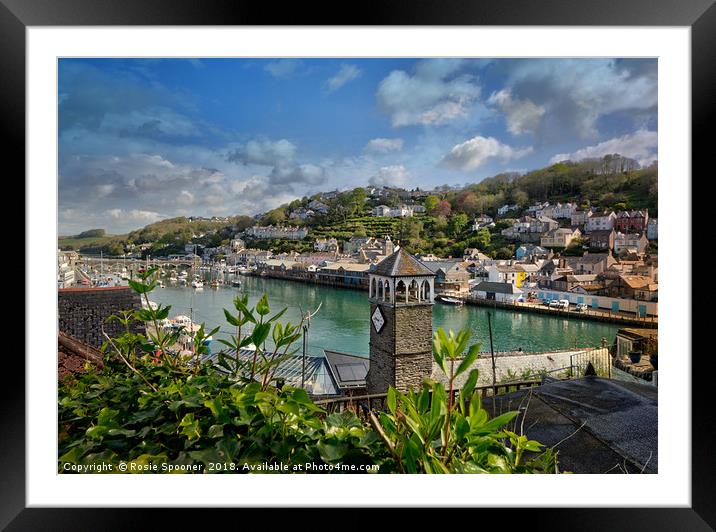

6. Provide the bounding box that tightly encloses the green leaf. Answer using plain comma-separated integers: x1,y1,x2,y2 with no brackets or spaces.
251,323,271,347
256,294,270,316
223,309,240,327
387,387,397,414
179,413,201,442
455,343,480,378
317,440,348,463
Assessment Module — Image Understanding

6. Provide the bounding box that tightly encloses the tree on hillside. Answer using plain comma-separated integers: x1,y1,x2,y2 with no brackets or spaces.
448,213,469,238
424,195,439,214
76,228,106,239
263,208,287,226
433,200,452,217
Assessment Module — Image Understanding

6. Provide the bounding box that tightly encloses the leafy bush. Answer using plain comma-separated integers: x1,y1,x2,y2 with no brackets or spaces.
58,270,557,474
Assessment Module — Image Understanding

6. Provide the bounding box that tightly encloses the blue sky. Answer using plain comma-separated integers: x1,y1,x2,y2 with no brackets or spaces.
58,58,657,234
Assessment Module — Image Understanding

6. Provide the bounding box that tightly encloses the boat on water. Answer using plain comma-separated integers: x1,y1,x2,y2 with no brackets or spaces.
210,279,220,289
437,295,464,306
231,279,242,287
191,279,204,289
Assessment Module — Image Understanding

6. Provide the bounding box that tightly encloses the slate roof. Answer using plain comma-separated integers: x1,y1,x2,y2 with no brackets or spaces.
58,332,104,381
372,248,435,277
323,350,370,390
472,281,523,294
483,377,658,473
203,348,338,395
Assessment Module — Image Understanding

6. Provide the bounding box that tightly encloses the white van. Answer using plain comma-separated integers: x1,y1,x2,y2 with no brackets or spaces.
559,299,570,310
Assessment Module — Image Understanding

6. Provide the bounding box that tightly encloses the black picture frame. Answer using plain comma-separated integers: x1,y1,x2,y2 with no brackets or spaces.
5,0,711,528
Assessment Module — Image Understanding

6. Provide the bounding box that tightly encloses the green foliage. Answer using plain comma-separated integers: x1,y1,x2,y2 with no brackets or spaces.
372,328,557,473
59,271,386,473
76,229,106,239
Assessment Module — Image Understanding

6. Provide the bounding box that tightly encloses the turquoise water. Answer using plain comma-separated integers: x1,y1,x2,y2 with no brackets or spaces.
151,275,620,358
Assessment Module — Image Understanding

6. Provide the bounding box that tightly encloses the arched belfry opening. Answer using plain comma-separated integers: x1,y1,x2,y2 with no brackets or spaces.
366,248,436,394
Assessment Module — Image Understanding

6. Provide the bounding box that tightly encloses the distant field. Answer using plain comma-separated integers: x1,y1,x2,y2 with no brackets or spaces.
58,234,125,250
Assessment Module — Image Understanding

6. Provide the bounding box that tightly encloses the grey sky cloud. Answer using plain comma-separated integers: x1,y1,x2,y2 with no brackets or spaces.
376,59,481,127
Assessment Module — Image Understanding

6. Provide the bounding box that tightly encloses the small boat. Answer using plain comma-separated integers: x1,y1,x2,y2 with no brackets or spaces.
191,279,204,289
231,279,242,287
210,280,220,289
437,296,464,306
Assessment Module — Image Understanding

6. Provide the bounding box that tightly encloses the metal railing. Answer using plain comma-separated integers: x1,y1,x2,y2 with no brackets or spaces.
314,380,541,420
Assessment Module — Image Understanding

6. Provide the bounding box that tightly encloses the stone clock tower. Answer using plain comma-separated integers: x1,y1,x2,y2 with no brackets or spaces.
366,248,435,394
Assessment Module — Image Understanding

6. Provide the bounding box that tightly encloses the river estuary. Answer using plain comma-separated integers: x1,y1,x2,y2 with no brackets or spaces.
150,275,620,358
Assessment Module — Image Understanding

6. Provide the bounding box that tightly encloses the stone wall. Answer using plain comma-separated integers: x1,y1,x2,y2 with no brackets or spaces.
431,348,610,387
58,286,144,349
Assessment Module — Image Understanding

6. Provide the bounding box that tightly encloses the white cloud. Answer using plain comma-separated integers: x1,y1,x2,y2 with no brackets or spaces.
550,129,657,166
104,208,163,223
263,59,303,78
368,165,411,187
326,64,361,93
488,89,546,135
441,136,533,171
364,138,404,154
376,59,481,127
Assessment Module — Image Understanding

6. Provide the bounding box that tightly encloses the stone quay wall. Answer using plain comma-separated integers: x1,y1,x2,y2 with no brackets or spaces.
58,286,144,349
431,348,610,387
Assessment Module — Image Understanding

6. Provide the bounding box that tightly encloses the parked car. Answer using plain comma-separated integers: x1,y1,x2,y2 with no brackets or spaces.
575,303,588,312
559,299,570,310
548,300,561,309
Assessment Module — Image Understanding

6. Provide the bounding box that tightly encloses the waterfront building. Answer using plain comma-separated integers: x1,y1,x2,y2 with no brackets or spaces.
423,261,471,294
471,281,523,303
366,249,436,394
488,264,528,288
57,250,77,288
316,262,371,288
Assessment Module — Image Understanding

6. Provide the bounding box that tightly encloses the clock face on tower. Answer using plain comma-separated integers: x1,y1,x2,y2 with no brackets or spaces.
371,306,385,333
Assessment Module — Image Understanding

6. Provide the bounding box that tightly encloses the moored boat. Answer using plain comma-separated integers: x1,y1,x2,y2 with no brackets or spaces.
437,295,464,306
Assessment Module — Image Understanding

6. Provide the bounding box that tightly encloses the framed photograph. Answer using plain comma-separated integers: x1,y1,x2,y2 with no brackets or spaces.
8,0,710,526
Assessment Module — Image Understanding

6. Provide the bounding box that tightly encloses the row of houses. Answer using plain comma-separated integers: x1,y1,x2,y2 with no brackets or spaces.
496,203,657,241
244,225,309,240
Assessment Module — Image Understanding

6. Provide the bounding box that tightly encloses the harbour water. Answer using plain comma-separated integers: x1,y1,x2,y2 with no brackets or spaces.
150,275,621,358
